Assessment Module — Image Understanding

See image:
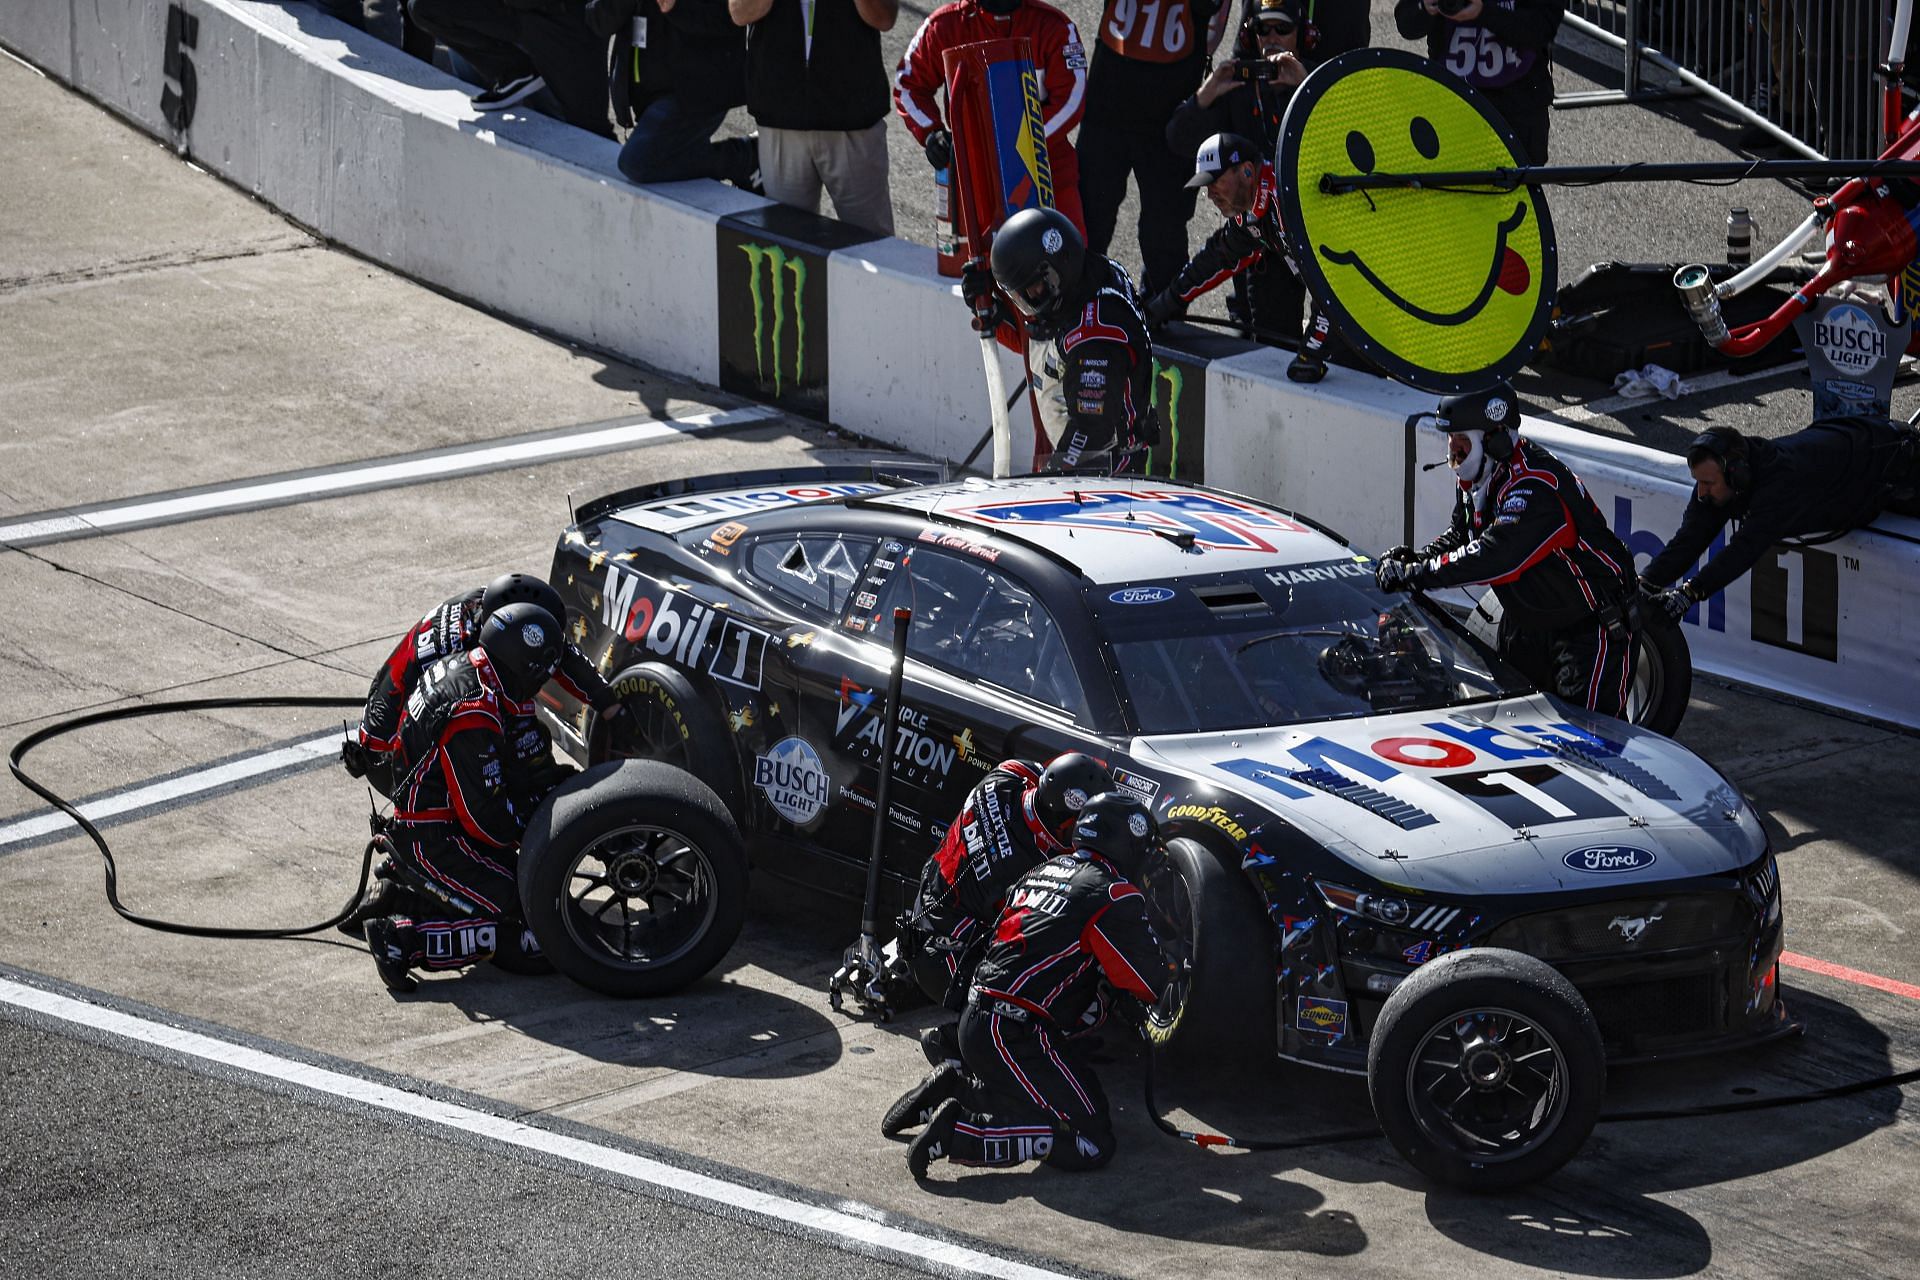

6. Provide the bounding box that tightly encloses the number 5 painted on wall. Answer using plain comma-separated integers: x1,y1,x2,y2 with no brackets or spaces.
162,4,199,135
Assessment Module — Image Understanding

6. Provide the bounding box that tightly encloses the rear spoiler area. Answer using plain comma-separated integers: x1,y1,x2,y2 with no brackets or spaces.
575,458,946,526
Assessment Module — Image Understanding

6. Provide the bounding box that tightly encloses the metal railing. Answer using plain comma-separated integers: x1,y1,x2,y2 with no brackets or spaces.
1559,0,1895,161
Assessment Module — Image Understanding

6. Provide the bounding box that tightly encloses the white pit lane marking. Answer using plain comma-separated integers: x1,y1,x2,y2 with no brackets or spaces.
0,978,1072,1280
0,406,781,548
0,731,346,849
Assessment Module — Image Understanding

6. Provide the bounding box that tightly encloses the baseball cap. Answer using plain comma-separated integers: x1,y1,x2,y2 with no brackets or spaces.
1186,132,1260,189
1254,0,1298,30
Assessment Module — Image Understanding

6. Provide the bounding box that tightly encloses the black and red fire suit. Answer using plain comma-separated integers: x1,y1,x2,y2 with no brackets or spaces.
383,649,537,972
1028,255,1161,472
1403,435,1641,716
901,759,1068,1008
893,0,1089,234
946,850,1172,1170
354,586,614,796
1160,159,1316,343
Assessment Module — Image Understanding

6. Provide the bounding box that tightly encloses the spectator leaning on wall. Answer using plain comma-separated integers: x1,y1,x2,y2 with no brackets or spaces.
893,0,1090,235
587,0,759,188
731,0,899,235
409,0,615,137
1394,0,1563,165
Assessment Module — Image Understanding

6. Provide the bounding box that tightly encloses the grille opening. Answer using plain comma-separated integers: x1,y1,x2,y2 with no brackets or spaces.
1193,584,1269,614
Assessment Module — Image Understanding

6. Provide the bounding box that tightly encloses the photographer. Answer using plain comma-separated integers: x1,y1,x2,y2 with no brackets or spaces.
1394,0,1563,164
1167,0,1309,164
1641,419,1920,620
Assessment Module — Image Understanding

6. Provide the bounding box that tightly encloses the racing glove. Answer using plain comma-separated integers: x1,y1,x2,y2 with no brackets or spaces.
1381,544,1419,562
923,128,953,171
960,257,1007,334
1652,583,1695,623
1374,557,1421,593
1143,290,1183,330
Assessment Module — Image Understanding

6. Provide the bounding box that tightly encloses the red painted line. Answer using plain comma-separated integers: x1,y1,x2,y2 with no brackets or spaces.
1782,951,1920,1002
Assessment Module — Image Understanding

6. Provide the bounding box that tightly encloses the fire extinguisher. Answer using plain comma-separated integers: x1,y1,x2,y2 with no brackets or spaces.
936,165,962,278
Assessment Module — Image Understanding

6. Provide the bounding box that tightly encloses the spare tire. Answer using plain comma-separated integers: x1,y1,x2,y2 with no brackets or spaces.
1368,948,1605,1192
519,759,748,998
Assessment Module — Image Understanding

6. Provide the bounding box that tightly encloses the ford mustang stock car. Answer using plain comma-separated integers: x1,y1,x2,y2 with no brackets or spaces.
526,465,1792,1189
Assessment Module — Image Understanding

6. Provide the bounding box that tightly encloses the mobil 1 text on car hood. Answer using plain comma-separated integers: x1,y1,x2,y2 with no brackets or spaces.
1133,695,1766,895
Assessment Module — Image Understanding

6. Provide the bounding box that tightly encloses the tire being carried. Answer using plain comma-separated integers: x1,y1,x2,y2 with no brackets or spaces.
519,759,748,998
1368,948,1605,1192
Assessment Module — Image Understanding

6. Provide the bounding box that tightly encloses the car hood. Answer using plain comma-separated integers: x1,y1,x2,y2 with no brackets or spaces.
1133,695,1765,896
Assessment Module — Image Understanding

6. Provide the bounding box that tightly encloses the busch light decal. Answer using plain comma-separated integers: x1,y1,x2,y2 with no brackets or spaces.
754,737,831,825
1563,845,1658,874
1108,586,1176,605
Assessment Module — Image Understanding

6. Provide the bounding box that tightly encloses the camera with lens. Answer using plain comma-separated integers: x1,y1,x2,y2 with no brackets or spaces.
1435,0,1473,14
1231,59,1282,82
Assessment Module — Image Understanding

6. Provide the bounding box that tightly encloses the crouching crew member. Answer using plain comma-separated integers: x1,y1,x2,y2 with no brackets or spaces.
345,572,619,798
891,790,1174,1178
972,206,1161,474
894,752,1114,1072
362,603,564,994
1376,382,1642,718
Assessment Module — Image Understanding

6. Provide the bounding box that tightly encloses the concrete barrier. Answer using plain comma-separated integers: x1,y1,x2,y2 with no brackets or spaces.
6,0,1918,728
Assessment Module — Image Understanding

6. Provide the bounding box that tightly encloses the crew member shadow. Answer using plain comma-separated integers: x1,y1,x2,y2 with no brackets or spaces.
1312,986,1896,1278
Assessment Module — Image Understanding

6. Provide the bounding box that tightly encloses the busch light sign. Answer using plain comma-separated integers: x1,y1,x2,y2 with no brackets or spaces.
754,737,831,825
1795,297,1908,419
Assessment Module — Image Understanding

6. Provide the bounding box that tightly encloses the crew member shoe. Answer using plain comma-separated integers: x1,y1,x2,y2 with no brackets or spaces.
472,73,545,112
882,1063,965,1138
920,1023,962,1069
907,1098,963,1179
1286,352,1328,383
364,918,418,994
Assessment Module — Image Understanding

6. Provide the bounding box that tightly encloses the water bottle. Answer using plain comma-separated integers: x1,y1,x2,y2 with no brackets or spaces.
1726,207,1755,268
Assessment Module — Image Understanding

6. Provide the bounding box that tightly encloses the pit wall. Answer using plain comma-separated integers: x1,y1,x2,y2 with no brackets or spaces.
8,0,1917,727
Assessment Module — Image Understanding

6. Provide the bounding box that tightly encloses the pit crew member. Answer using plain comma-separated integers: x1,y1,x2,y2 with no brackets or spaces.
893,0,1089,234
1376,382,1643,718
970,205,1161,472
1641,418,1920,621
892,790,1174,1177
889,752,1114,1076
362,603,565,994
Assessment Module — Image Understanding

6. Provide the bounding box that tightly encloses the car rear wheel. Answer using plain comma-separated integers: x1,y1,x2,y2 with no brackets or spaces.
593,662,740,815
519,760,748,998
1368,948,1604,1191
1142,837,1277,1067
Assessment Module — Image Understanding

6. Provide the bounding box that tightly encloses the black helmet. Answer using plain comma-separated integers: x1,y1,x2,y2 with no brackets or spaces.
480,573,566,630
991,207,1085,339
1071,791,1159,880
1034,752,1114,836
478,603,564,702
1433,381,1520,436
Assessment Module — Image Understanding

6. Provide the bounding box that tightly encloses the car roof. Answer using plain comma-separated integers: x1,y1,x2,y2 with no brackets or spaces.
868,474,1354,585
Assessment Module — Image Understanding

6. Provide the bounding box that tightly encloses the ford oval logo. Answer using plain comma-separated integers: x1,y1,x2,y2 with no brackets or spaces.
1109,586,1176,605
1564,845,1658,874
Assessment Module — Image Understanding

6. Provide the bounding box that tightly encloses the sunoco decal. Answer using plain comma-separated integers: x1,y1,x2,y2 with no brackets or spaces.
1295,996,1349,1038
755,737,831,824
1108,586,1176,605
1563,845,1658,874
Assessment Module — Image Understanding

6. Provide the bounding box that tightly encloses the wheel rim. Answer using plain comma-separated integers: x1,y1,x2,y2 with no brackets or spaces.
605,697,693,769
1623,633,1662,726
560,822,719,970
1142,860,1197,1036
1404,1006,1570,1164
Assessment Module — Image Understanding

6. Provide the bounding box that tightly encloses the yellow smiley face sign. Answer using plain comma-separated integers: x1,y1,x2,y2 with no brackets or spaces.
1278,48,1556,393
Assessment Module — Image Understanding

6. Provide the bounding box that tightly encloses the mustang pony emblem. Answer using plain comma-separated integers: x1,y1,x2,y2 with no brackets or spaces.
1608,914,1663,944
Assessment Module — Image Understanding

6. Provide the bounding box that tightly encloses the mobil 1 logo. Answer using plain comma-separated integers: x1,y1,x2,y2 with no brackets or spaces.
1750,544,1840,661
600,564,771,688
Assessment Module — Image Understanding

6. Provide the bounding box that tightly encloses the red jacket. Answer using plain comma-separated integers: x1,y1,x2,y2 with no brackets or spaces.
894,0,1089,202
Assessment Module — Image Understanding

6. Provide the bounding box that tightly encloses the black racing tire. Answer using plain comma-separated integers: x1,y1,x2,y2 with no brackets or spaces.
1142,837,1277,1068
1368,948,1605,1192
518,759,748,998
1627,614,1692,738
591,662,741,817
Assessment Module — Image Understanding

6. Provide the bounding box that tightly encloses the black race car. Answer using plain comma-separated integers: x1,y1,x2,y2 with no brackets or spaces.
529,464,1791,1189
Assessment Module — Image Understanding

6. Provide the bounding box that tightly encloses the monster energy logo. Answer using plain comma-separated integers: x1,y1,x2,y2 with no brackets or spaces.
739,243,809,396
1147,359,1183,477
1017,63,1054,208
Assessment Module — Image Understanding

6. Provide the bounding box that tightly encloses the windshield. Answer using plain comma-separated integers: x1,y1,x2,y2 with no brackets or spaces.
1099,560,1531,734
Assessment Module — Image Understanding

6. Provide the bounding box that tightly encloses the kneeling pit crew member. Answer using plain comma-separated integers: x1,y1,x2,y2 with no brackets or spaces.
1142,131,1342,383
362,603,564,994
893,790,1174,1178
346,572,620,799
970,206,1161,473
889,752,1114,1080
1375,382,1642,718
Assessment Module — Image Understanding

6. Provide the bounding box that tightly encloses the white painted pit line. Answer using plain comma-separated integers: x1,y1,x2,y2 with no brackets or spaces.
0,978,1076,1280
0,405,781,548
